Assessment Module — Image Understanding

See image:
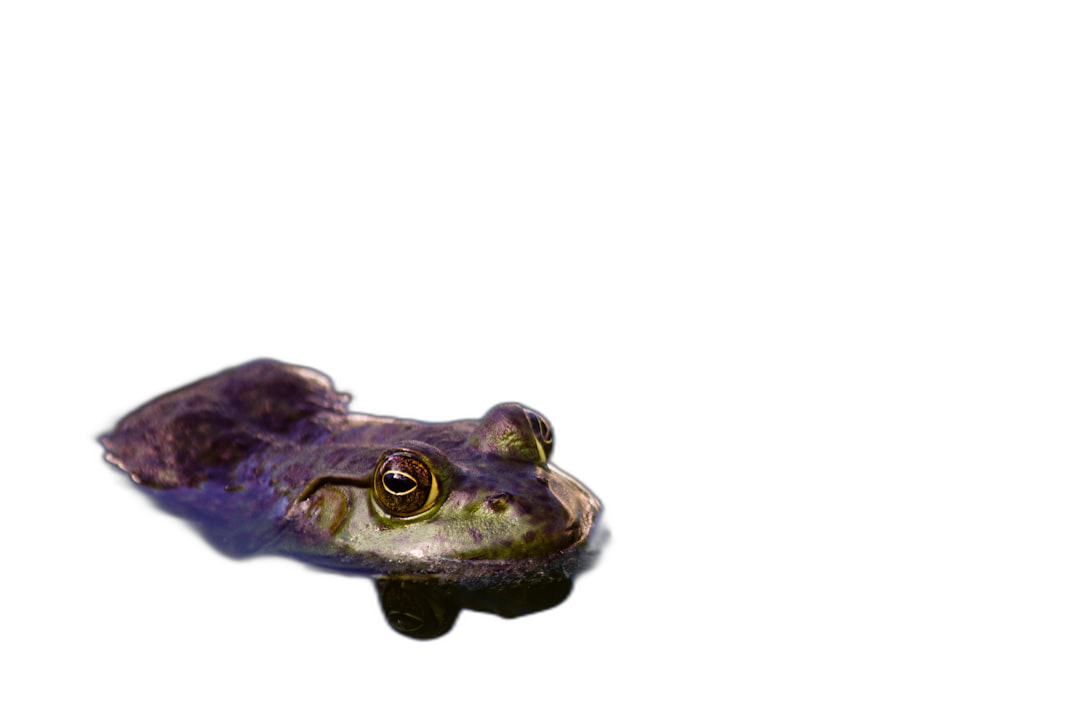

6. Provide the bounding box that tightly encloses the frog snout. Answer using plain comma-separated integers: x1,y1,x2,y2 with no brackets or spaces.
547,465,601,546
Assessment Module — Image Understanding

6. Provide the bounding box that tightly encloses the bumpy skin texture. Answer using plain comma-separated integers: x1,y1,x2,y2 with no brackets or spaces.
102,360,601,578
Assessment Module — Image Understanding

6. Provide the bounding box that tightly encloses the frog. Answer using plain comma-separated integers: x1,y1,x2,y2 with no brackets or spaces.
101,359,602,581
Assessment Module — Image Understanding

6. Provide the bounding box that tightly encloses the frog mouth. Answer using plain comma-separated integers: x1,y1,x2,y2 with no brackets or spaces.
280,463,602,570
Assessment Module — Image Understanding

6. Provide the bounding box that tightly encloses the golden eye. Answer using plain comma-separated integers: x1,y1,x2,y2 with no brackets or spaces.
524,408,554,462
373,451,439,517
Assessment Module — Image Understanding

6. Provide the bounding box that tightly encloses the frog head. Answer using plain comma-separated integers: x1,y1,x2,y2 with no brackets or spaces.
274,402,601,576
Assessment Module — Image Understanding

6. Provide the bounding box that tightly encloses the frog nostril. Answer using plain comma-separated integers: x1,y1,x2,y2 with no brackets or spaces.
485,493,512,513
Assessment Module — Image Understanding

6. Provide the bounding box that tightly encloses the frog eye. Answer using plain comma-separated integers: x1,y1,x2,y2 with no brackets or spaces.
471,403,557,464
373,451,439,518
524,408,554,462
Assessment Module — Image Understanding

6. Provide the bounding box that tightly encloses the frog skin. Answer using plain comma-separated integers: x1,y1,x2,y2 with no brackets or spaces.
101,360,602,580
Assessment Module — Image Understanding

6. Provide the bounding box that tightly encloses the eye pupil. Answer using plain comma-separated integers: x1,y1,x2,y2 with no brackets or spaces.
383,471,416,494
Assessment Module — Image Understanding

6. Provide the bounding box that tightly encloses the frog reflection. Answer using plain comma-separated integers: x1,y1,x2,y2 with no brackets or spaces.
377,574,578,639
101,360,603,635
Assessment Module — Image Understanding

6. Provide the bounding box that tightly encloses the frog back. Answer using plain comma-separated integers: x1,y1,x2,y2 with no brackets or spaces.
101,360,349,555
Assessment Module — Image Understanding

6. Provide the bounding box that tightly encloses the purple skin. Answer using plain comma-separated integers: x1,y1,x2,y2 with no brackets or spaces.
101,360,601,579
